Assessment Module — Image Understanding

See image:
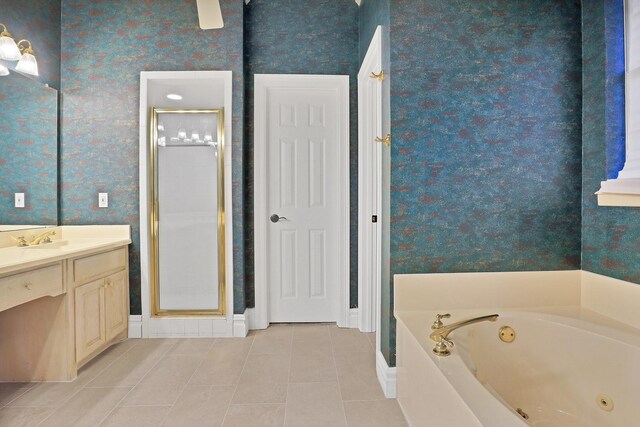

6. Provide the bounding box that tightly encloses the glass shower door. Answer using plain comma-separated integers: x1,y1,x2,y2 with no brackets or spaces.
150,108,226,316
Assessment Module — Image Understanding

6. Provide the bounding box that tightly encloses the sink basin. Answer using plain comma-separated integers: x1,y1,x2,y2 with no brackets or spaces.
22,240,70,249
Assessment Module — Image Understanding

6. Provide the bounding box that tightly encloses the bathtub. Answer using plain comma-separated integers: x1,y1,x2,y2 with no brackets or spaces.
395,308,640,427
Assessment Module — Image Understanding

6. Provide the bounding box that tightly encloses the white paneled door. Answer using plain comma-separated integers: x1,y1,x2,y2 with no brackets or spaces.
255,75,349,325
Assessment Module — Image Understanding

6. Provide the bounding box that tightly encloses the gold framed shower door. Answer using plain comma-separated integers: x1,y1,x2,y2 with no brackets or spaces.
149,108,226,317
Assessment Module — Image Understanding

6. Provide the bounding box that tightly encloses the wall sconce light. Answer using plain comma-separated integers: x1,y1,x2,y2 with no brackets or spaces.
0,24,21,61
0,24,39,76
15,40,38,76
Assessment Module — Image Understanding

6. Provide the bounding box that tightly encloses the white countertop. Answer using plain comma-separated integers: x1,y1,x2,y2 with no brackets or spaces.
0,226,131,276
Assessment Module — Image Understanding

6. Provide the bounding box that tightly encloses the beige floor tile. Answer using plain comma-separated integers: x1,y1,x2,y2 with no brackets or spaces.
0,383,31,407
7,381,83,408
330,328,372,353
189,357,246,386
40,387,130,427
232,383,287,404
292,324,332,342
366,333,376,348
291,337,333,354
120,353,206,406
0,406,54,426
343,400,407,427
208,338,254,360
285,382,346,427
222,404,285,427
238,354,290,385
289,348,337,383
162,385,234,427
333,351,377,378
338,374,386,401
168,338,216,355
88,343,170,387
75,340,138,386
250,326,293,355
99,405,171,426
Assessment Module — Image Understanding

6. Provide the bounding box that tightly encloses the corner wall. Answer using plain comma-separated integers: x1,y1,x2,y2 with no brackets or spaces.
581,0,640,284
387,0,583,366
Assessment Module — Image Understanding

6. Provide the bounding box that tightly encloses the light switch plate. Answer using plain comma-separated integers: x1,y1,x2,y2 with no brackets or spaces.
98,193,108,208
15,193,24,208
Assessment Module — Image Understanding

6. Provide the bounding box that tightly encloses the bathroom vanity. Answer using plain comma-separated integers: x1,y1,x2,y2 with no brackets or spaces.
0,225,131,382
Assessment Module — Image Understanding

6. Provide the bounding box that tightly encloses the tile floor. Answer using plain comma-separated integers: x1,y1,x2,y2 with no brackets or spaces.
0,324,408,426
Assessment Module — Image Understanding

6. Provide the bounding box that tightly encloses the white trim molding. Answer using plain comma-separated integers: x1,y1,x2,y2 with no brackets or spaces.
358,25,383,334
349,308,359,329
596,178,640,206
376,350,397,398
253,74,351,329
128,315,142,338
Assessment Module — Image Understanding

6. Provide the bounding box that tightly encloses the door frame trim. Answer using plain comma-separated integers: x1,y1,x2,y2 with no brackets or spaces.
358,26,383,333
253,74,350,329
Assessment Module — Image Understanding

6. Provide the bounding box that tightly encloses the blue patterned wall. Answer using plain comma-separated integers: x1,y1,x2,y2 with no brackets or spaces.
0,72,58,224
243,0,360,308
1,0,61,89
388,0,583,366
60,0,245,314
582,0,640,283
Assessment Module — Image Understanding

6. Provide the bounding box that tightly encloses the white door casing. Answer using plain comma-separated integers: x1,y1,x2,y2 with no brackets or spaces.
358,26,383,333
254,74,350,328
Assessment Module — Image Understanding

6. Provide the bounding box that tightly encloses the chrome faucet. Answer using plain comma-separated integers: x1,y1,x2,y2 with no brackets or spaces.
429,313,499,356
28,230,56,246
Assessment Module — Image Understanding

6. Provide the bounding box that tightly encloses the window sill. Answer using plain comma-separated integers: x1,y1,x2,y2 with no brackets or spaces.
596,178,640,207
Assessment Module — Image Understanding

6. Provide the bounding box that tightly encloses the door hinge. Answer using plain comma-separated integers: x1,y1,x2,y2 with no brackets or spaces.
370,70,385,81
372,215,378,223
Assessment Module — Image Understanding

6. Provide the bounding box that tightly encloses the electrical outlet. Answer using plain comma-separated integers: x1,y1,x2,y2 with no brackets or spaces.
15,193,24,208
98,193,108,208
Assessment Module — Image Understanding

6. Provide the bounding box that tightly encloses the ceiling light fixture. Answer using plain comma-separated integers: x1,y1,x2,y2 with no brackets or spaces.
15,39,38,76
0,24,21,61
166,93,183,100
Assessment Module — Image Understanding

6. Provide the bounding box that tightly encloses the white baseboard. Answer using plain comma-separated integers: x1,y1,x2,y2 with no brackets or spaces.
349,308,359,329
233,309,252,337
376,350,397,398
128,315,142,338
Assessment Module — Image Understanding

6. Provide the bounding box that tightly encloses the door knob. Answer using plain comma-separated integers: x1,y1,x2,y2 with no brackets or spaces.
270,214,287,223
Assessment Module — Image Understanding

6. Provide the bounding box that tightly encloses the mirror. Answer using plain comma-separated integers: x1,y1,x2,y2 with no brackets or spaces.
0,71,58,232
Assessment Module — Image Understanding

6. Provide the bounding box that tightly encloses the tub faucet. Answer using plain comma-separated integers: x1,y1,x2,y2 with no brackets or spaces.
28,230,56,246
429,313,499,356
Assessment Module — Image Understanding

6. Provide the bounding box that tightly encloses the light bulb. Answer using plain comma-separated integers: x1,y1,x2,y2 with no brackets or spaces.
158,122,164,132
177,128,186,139
191,131,200,142
158,136,166,146
15,52,38,76
0,31,20,61
203,132,213,144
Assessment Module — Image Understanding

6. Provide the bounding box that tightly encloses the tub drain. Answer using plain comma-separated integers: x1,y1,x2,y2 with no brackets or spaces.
596,394,614,412
516,408,529,420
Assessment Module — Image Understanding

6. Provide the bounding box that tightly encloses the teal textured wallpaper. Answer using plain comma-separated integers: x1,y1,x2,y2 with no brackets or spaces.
387,0,583,366
582,0,640,284
60,0,246,314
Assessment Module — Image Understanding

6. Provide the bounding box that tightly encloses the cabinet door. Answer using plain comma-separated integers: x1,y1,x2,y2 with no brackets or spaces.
75,278,106,361
105,271,128,341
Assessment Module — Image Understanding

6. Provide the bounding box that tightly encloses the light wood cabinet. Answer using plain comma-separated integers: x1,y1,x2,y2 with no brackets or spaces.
73,249,129,366
75,278,107,361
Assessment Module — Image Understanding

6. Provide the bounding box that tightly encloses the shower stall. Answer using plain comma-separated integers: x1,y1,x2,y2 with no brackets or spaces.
139,71,234,338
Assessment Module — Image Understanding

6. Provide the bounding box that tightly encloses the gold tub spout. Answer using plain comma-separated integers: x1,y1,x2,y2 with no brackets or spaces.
429,313,499,356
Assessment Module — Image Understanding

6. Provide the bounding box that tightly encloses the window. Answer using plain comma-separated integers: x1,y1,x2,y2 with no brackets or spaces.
597,0,640,206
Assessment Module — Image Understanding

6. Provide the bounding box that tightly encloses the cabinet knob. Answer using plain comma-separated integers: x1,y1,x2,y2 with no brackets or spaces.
23,283,32,290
